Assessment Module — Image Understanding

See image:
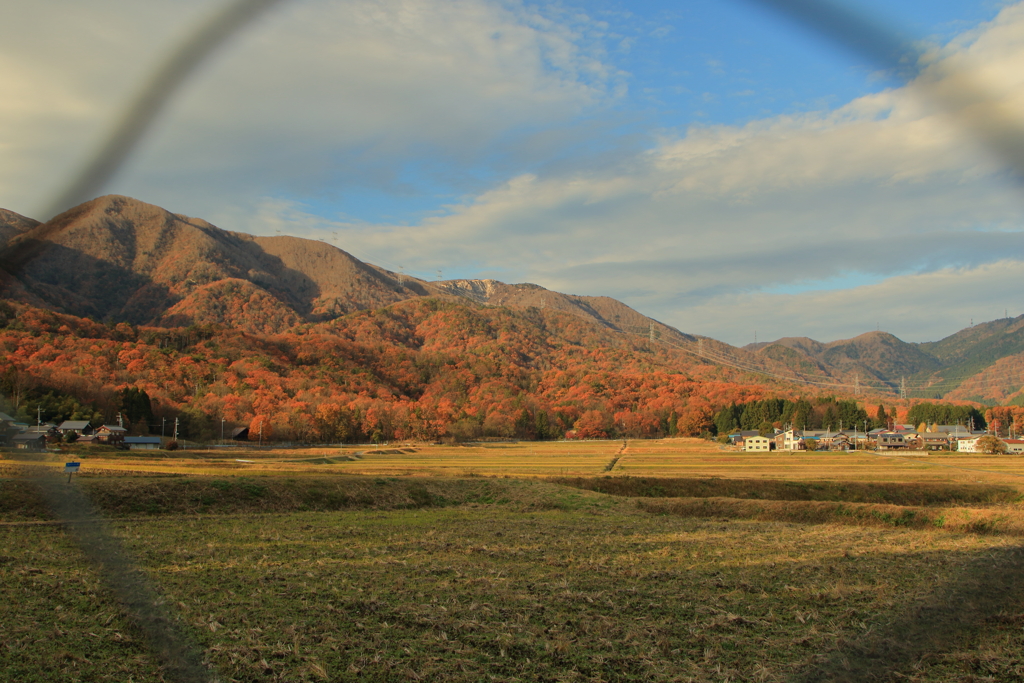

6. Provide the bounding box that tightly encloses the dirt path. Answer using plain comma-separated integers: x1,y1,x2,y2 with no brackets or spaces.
603,441,629,472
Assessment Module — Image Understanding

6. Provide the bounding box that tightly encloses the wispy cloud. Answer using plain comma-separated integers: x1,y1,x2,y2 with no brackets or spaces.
3,0,1022,347
270,2,1024,344
0,0,622,218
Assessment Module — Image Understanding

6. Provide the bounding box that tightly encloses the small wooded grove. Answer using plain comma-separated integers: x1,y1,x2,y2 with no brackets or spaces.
0,299,995,443
713,397,872,435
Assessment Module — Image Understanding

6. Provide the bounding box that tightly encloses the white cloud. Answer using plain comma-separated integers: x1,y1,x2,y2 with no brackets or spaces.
671,260,1024,345
4,0,1024,348
268,2,1024,345
0,0,622,218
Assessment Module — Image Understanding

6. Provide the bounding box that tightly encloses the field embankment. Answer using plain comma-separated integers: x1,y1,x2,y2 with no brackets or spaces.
0,474,610,521
551,475,1023,506
5,471,1024,538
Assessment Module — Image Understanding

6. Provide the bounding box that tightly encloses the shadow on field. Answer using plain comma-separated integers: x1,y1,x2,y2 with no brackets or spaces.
551,476,1022,506
26,471,214,683
792,544,1024,682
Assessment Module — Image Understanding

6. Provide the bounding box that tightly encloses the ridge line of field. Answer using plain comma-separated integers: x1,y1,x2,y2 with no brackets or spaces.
866,450,1024,478
637,496,1016,536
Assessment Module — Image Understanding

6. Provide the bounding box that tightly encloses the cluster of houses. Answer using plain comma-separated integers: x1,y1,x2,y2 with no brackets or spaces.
732,425,1024,453
0,412,162,451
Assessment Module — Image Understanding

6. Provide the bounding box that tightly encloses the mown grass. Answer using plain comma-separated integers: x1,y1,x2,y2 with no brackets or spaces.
5,455,1024,682
5,496,1024,682
6,437,1024,485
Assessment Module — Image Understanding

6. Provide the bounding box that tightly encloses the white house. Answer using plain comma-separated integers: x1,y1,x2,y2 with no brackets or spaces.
1003,439,1024,454
956,437,981,452
744,436,771,452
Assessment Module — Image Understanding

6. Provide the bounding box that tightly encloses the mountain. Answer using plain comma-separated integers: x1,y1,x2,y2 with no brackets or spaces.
749,320,1024,403
0,195,690,342
0,196,426,329
1,195,1021,406
749,333,941,389
0,208,39,244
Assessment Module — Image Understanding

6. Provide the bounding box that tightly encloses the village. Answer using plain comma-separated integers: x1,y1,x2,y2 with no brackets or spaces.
732,424,1024,454
0,412,162,451
4,404,1022,456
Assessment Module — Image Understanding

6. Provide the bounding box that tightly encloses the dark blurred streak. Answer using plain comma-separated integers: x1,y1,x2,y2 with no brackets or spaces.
744,0,923,78
30,470,213,682
5,1,1024,679
42,0,285,221
744,0,1024,182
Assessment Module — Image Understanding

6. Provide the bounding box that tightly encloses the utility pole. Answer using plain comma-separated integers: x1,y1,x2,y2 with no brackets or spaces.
117,412,123,428
161,417,166,438
173,417,179,441
36,405,41,428
221,418,226,443
258,422,263,448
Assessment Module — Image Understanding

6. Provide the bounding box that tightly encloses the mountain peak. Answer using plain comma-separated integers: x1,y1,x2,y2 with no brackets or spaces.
0,196,672,338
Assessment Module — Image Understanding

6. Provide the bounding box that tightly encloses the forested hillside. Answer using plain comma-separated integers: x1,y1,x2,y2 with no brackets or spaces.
1,193,1018,431
0,300,797,442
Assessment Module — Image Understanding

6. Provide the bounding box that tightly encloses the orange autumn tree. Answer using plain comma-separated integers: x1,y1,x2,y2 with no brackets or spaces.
248,415,273,443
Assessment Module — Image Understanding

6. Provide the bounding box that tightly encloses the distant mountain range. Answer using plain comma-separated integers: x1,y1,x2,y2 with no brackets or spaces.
744,316,1024,404
1,195,1021,404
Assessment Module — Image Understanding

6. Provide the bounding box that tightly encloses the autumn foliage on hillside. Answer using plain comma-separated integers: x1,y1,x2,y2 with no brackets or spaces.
0,297,816,442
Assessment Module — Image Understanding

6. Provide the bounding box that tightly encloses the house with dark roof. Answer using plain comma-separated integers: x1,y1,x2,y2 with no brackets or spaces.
913,433,954,451
58,420,92,435
876,432,907,450
95,425,127,445
12,433,46,450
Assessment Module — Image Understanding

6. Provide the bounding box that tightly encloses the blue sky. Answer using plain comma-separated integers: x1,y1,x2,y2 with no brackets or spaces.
2,0,1023,346
297,0,1001,226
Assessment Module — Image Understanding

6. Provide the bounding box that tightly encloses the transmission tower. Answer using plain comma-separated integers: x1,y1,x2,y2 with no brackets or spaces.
900,376,906,400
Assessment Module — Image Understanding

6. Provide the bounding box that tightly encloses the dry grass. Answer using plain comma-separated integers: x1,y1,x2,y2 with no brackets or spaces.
551,476,1024,507
5,499,1024,682
5,442,1024,681
6,438,1024,487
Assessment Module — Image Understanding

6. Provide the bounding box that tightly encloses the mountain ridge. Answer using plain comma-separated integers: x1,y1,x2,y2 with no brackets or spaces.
0,195,686,341
0,194,1021,403
746,320,1024,403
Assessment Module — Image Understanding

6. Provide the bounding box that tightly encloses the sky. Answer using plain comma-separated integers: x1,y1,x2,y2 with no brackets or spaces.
1,0,1023,347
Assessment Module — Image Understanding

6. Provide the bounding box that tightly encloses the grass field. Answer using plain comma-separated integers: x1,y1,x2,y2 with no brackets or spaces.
5,437,1024,484
4,440,1024,682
